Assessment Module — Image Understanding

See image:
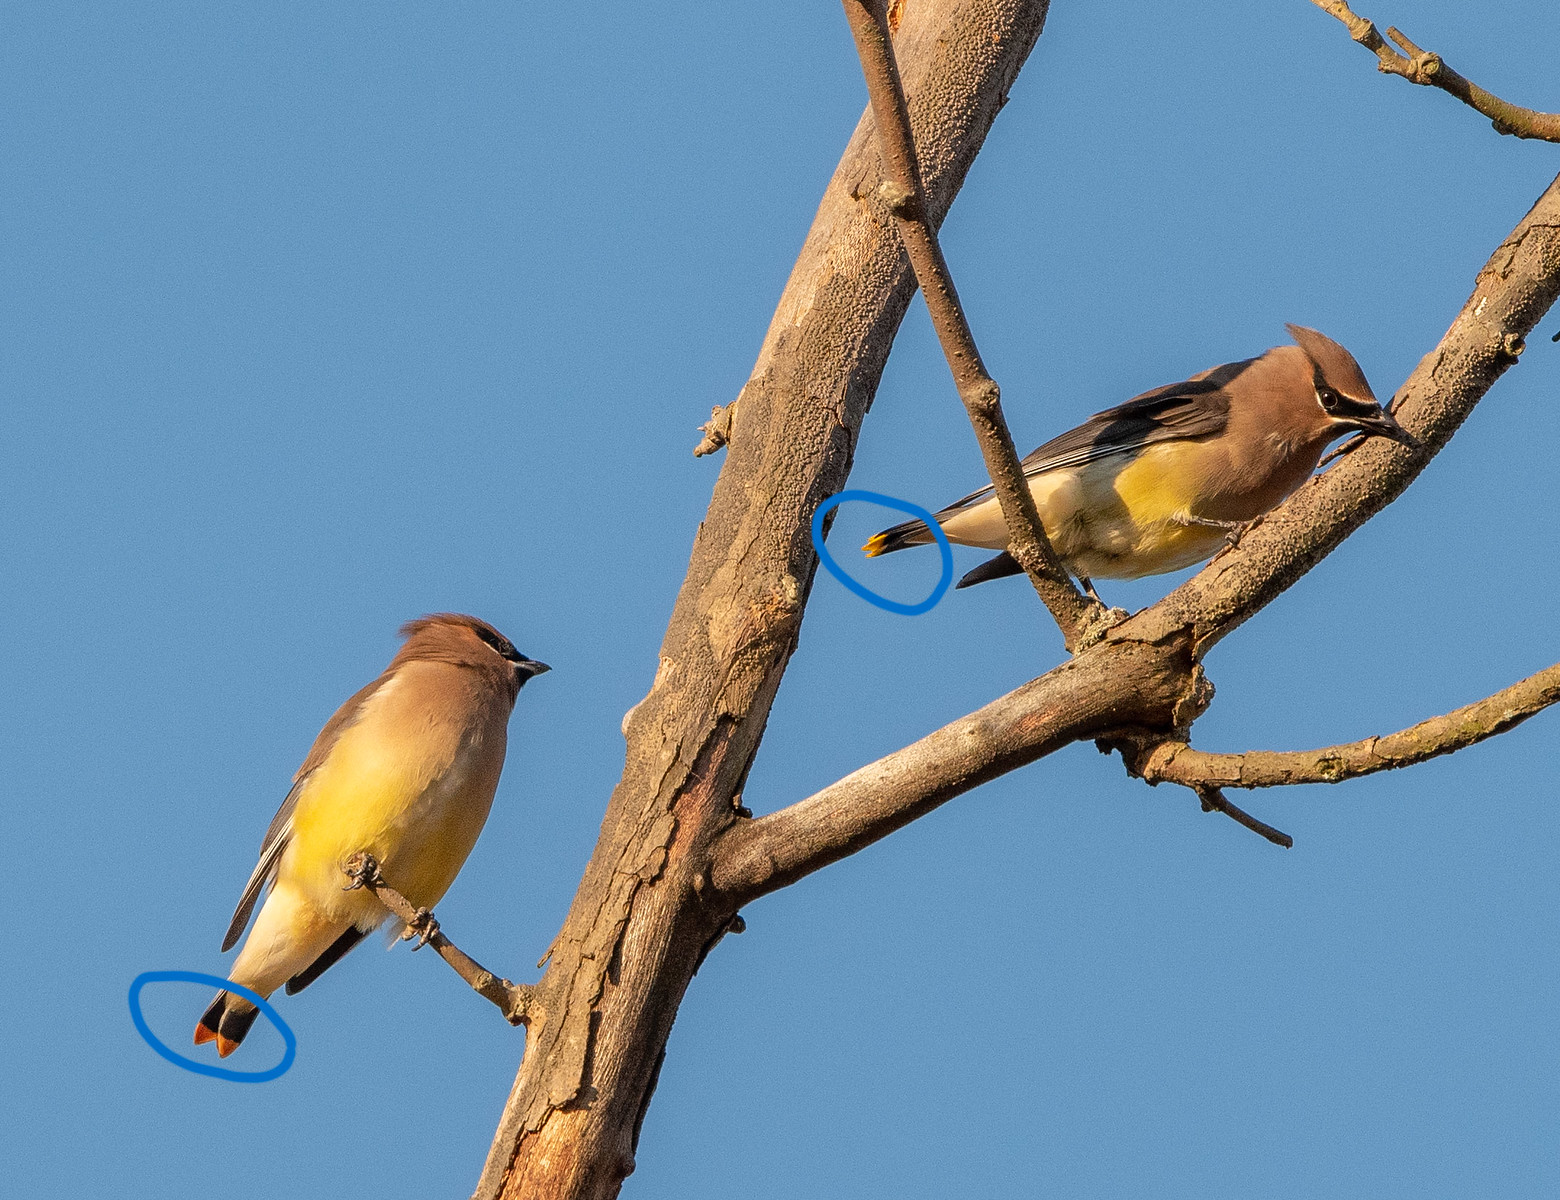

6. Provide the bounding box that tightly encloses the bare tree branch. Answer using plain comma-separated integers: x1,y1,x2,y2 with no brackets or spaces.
1129,169,1560,657
1192,787,1294,848
476,5,1059,1197
712,171,1560,901
1310,0,1560,142
711,638,1210,903
342,853,537,1026
473,4,1560,1192
840,0,1099,647
1135,662,1560,790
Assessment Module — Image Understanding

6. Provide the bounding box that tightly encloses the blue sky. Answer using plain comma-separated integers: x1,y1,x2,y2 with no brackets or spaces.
4,2,1558,1196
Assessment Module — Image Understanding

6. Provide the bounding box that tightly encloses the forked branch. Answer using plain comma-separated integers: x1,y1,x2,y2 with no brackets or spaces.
476,1,1560,1188
841,0,1100,647
1310,0,1560,142
343,852,537,1026
1138,662,1560,790
711,640,1209,904
714,168,1560,903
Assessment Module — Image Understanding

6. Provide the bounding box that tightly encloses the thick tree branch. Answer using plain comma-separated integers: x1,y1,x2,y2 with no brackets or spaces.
711,170,1560,899
1310,0,1560,142
1128,169,1560,656
841,0,1099,648
1136,662,1560,790
477,6,1058,1198
476,6,1560,1193
343,853,537,1026
712,639,1210,903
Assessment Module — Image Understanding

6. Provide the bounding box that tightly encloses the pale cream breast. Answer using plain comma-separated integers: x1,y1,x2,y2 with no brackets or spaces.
936,469,1090,551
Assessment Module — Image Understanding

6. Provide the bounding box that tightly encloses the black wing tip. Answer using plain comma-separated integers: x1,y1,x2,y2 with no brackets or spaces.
956,551,1025,589
285,926,368,995
220,909,250,953
222,829,292,953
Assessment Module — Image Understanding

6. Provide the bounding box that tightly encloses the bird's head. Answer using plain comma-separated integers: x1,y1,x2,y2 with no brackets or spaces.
397,614,550,695
1285,323,1418,450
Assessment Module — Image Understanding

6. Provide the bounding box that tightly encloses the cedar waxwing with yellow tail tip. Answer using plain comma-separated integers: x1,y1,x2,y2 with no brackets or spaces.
864,325,1417,597
194,614,549,1057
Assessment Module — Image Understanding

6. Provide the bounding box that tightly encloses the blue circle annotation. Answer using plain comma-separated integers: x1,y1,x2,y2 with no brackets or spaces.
811,489,953,616
128,970,297,1083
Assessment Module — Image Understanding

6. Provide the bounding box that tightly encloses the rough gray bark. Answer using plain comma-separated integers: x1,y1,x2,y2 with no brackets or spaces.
474,3,1056,1197
469,0,1560,1191
713,170,1560,899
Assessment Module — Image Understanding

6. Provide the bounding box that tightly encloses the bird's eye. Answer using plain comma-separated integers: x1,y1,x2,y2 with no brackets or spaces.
1318,389,1341,412
474,626,520,662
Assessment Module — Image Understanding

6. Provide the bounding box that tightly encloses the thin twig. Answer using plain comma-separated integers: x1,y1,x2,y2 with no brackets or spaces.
1195,786,1293,848
712,173,1560,906
1141,662,1560,790
840,0,1101,649
343,852,537,1026
1310,0,1560,142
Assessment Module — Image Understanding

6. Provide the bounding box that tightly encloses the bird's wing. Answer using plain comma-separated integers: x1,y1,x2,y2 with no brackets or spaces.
927,368,1244,523
219,673,391,951
1018,377,1236,474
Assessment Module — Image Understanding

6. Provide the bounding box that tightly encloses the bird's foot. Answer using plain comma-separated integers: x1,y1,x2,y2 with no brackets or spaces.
1223,516,1260,551
1074,600,1130,650
1077,578,1129,626
401,908,440,950
342,852,383,892
1208,515,1261,559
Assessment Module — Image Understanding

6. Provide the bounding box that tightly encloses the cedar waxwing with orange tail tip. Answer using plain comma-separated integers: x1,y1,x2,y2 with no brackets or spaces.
193,614,549,1057
864,325,1417,597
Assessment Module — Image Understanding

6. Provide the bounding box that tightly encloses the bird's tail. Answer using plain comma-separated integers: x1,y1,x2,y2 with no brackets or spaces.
193,990,262,1058
862,516,936,557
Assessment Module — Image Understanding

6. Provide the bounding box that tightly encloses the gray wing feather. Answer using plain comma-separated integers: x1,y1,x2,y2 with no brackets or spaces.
221,783,300,951
218,673,391,952
929,374,1238,523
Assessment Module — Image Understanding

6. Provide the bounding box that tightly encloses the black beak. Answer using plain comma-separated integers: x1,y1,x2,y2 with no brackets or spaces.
1352,409,1420,450
516,658,551,677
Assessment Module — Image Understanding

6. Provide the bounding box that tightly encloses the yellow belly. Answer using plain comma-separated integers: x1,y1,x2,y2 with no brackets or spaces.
1057,445,1228,580
281,673,506,923
936,444,1228,581
287,737,495,914
229,663,510,996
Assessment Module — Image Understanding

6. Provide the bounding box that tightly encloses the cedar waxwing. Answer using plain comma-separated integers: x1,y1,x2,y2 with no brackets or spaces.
194,614,549,1057
864,325,1416,595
